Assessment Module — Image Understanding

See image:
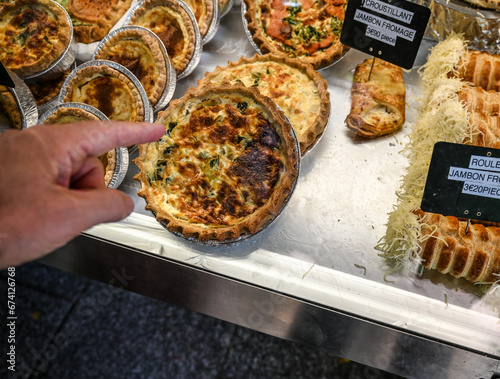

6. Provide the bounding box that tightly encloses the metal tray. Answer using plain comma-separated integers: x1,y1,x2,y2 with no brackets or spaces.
42,2,500,378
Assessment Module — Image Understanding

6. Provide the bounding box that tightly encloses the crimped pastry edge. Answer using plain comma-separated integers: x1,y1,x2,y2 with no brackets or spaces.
134,83,299,243
242,0,349,70
198,52,330,155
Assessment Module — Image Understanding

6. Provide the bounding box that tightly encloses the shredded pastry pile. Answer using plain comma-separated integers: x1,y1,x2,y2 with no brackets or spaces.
377,34,500,287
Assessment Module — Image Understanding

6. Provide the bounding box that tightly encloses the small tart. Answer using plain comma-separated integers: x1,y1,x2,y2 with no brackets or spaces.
128,0,197,74
56,0,134,43
182,0,215,39
94,27,167,107
43,106,117,186
243,0,349,70
199,53,330,155
0,0,71,77
134,84,299,243
61,64,145,122
0,85,22,129
26,65,72,106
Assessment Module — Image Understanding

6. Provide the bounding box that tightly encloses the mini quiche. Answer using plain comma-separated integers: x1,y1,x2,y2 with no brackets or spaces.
60,62,146,122
0,85,22,129
199,53,330,155
182,0,216,40
26,65,72,108
42,105,117,187
134,84,299,243
128,0,198,75
93,27,168,108
0,0,71,78
243,0,349,70
54,0,134,43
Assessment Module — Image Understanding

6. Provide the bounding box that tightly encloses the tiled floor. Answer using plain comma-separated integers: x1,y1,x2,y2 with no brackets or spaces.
0,262,405,378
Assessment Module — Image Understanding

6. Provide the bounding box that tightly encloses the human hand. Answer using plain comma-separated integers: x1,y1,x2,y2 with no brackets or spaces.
0,121,165,268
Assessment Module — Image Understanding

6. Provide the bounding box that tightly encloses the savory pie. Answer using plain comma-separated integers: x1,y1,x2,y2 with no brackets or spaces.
94,27,168,108
199,53,330,155
26,65,72,107
0,0,71,78
0,85,22,129
463,0,500,10
54,0,134,43
182,0,215,39
345,58,406,138
128,0,198,74
243,0,349,70
134,84,299,242
61,63,146,122
43,105,117,186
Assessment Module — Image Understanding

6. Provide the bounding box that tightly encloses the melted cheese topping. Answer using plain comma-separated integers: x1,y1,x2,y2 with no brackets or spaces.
256,0,346,59
97,39,161,103
208,61,321,140
0,3,63,72
143,93,288,227
133,6,192,72
65,70,140,122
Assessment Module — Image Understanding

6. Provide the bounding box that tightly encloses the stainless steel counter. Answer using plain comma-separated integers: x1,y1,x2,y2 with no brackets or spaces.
40,2,500,378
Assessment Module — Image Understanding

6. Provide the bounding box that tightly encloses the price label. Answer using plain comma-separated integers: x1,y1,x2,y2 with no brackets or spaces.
421,142,500,223
340,0,430,69
0,62,15,88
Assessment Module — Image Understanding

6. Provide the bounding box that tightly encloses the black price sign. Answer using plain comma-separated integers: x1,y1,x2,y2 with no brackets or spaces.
340,0,430,69
421,142,500,223
0,62,15,88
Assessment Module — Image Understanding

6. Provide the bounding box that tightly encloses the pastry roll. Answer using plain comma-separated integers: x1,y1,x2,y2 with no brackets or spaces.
416,210,500,283
453,50,500,91
345,58,405,138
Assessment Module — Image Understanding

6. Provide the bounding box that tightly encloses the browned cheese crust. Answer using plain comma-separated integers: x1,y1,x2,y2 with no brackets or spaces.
134,84,299,242
0,0,71,77
62,64,145,122
94,28,167,107
345,58,406,138
243,0,349,70
198,53,330,155
55,0,134,43
451,50,500,92
128,0,197,74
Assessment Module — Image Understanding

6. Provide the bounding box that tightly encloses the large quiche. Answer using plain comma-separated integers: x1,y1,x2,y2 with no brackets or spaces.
93,26,169,109
243,0,349,70
199,53,330,155
127,0,199,75
54,0,134,43
134,84,299,243
60,61,147,122
0,0,72,78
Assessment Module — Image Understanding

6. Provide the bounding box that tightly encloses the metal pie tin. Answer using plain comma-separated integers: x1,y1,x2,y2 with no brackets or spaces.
0,69,38,135
219,0,234,18
38,102,129,189
58,59,153,124
159,108,301,246
92,25,177,113
124,0,203,80
240,1,350,71
417,0,500,53
21,1,76,81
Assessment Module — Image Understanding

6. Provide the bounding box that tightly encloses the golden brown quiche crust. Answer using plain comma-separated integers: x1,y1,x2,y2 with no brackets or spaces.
134,84,299,242
128,0,197,74
199,53,330,155
0,0,71,77
62,64,145,122
94,28,167,107
243,0,349,70
57,0,134,44
182,0,215,39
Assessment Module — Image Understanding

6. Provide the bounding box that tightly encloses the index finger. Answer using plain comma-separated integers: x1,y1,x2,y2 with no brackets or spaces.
38,121,165,157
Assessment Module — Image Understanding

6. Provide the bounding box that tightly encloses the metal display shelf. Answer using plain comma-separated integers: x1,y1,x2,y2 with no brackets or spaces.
40,3,500,378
